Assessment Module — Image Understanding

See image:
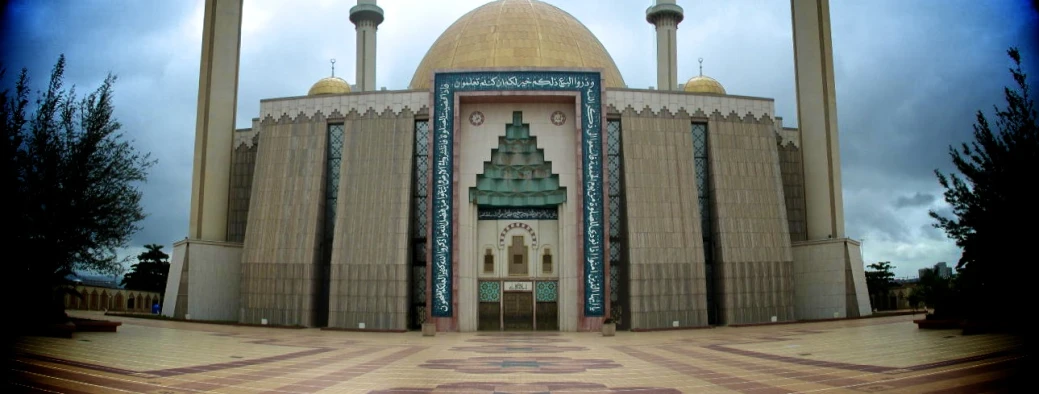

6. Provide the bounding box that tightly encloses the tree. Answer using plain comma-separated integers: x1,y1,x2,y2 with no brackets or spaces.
3,56,155,324
865,261,896,310
907,291,921,313
930,47,1037,322
121,244,170,295
909,264,961,318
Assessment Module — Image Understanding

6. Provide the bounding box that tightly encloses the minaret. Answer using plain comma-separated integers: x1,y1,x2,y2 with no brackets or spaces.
791,0,844,239
189,0,243,241
163,0,243,321
350,0,384,92
646,0,684,91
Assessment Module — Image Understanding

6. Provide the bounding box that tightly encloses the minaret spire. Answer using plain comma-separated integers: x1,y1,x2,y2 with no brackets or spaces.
698,57,703,76
330,58,336,77
350,1,384,91
646,1,684,91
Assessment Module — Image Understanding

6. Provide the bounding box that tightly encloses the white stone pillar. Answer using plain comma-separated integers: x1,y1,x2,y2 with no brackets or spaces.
646,1,684,91
791,0,845,239
188,0,243,241
350,1,384,92
165,0,244,322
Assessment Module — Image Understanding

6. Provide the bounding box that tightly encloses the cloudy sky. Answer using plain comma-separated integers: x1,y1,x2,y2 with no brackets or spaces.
2,0,1037,278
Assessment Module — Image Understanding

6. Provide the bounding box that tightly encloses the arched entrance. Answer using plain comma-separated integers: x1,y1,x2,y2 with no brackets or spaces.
89,291,99,310
100,291,110,311
417,71,611,332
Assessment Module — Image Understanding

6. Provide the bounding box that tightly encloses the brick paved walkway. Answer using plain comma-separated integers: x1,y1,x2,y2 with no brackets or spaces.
7,311,1023,393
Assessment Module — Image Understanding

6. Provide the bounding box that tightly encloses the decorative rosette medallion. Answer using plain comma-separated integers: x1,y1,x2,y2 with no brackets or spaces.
550,110,566,126
469,111,485,126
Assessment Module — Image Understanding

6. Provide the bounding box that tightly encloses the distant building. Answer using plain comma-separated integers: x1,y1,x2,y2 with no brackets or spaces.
64,272,162,313
867,277,922,311
64,286,162,313
919,262,953,279
66,272,123,289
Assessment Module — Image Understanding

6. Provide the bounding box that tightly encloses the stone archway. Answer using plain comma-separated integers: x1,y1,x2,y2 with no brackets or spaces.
89,290,99,310
100,291,110,311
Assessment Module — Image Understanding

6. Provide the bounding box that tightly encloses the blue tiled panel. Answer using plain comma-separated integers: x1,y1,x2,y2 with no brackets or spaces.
430,71,605,317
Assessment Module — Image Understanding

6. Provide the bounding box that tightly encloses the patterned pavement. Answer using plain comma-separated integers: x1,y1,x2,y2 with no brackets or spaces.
7,311,1024,393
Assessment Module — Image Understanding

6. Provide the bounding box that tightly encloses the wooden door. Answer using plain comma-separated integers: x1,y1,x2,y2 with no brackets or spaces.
502,292,533,330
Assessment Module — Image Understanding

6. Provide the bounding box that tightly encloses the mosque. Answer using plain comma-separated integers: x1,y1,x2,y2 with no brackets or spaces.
162,0,871,332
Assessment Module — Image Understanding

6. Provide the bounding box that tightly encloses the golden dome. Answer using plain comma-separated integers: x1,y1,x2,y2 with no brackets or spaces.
683,75,726,95
409,0,625,90
308,76,351,96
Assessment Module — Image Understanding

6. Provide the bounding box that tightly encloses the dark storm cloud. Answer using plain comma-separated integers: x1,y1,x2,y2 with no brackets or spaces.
894,193,936,209
921,224,947,241
832,0,1039,184
3,0,1036,277
928,205,955,222
824,0,1037,275
843,200,910,242
2,0,200,259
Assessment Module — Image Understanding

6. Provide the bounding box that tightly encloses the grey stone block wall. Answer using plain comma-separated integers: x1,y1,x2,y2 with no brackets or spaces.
228,132,258,243
326,108,416,330
619,107,709,329
777,138,807,242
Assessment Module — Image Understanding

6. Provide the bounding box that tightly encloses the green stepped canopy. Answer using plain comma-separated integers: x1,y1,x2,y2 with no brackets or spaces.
470,112,566,207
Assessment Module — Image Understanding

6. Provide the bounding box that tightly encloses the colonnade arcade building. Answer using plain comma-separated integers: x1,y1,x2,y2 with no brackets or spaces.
163,0,871,332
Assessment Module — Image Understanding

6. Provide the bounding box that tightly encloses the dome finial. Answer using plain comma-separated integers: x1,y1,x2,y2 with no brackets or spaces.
309,59,351,96
683,59,726,94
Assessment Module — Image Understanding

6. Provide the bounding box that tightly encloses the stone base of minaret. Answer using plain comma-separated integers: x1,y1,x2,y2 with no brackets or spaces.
791,238,872,320
161,239,242,321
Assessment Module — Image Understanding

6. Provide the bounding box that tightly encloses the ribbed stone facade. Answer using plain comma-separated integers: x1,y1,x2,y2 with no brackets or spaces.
187,81,871,331
239,113,330,327
167,0,870,331
617,107,709,329
706,112,795,325
327,108,418,330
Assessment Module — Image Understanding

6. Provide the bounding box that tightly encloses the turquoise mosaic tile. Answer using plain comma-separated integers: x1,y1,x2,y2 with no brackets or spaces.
479,281,500,302
536,281,557,302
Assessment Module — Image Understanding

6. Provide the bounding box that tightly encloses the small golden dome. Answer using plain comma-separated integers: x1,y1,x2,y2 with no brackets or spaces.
308,77,351,96
409,0,625,89
683,75,726,95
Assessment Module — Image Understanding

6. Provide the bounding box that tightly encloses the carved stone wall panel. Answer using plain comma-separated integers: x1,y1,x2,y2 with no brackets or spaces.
259,91,429,125
606,89,774,124
239,114,328,327
778,139,807,242
620,108,708,329
707,114,795,325
228,131,259,242
327,110,415,330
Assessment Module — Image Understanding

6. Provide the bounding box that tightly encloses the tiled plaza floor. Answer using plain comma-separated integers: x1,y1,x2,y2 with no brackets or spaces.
7,311,1024,393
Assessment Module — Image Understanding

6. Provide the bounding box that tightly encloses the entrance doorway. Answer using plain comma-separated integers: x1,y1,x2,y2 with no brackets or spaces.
478,280,558,331
502,292,533,330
